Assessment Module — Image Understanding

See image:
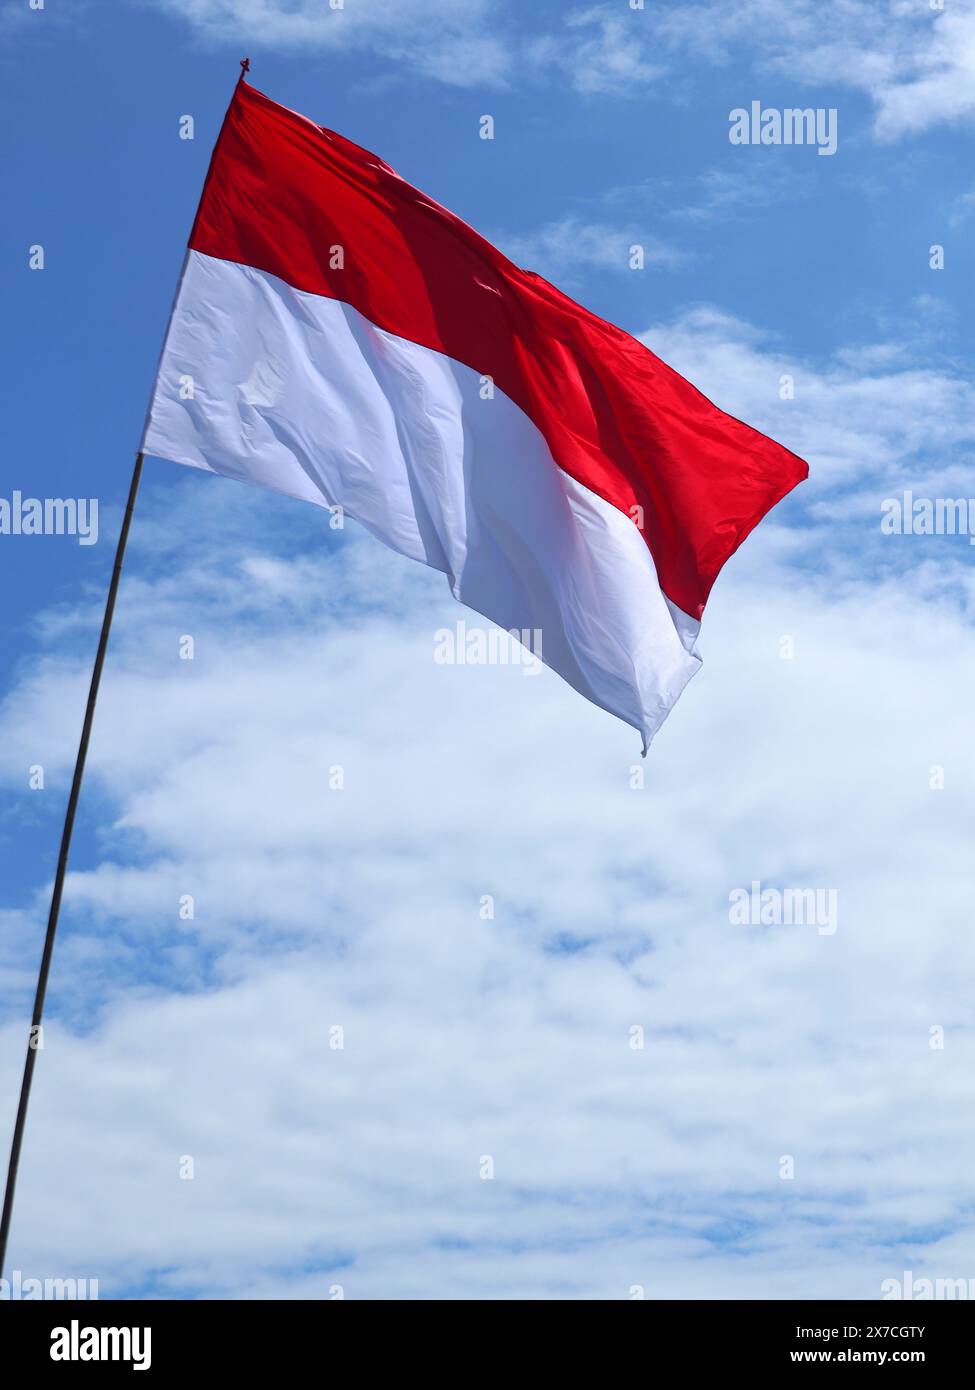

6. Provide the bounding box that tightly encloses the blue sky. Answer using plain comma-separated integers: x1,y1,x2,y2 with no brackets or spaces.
1,0,974,1298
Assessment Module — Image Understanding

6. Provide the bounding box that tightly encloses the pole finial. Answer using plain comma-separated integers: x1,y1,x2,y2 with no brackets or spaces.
239,57,251,78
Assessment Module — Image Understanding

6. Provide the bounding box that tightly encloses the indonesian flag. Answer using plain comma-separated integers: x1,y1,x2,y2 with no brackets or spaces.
142,78,807,750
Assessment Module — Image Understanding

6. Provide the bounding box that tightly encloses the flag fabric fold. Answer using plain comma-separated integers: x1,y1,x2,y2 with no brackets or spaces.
142,78,807,749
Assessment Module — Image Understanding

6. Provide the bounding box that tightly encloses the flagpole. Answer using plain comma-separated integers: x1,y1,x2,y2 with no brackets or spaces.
0,56,251,1279
0,451,145,1277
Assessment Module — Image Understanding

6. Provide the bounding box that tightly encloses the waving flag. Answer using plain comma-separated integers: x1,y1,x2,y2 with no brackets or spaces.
142,77,807,750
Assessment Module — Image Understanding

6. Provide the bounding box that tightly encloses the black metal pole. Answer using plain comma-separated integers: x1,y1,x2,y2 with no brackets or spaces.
0,452,145,1277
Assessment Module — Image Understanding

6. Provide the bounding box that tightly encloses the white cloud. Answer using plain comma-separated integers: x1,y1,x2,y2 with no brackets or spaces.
526,6,663,95
949,190,975,228
494,214,684,281
841,5,975,142
138,0,975,140
2,311,975,1297
142,0,511,87
670,164,811,222
655,0,975,142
